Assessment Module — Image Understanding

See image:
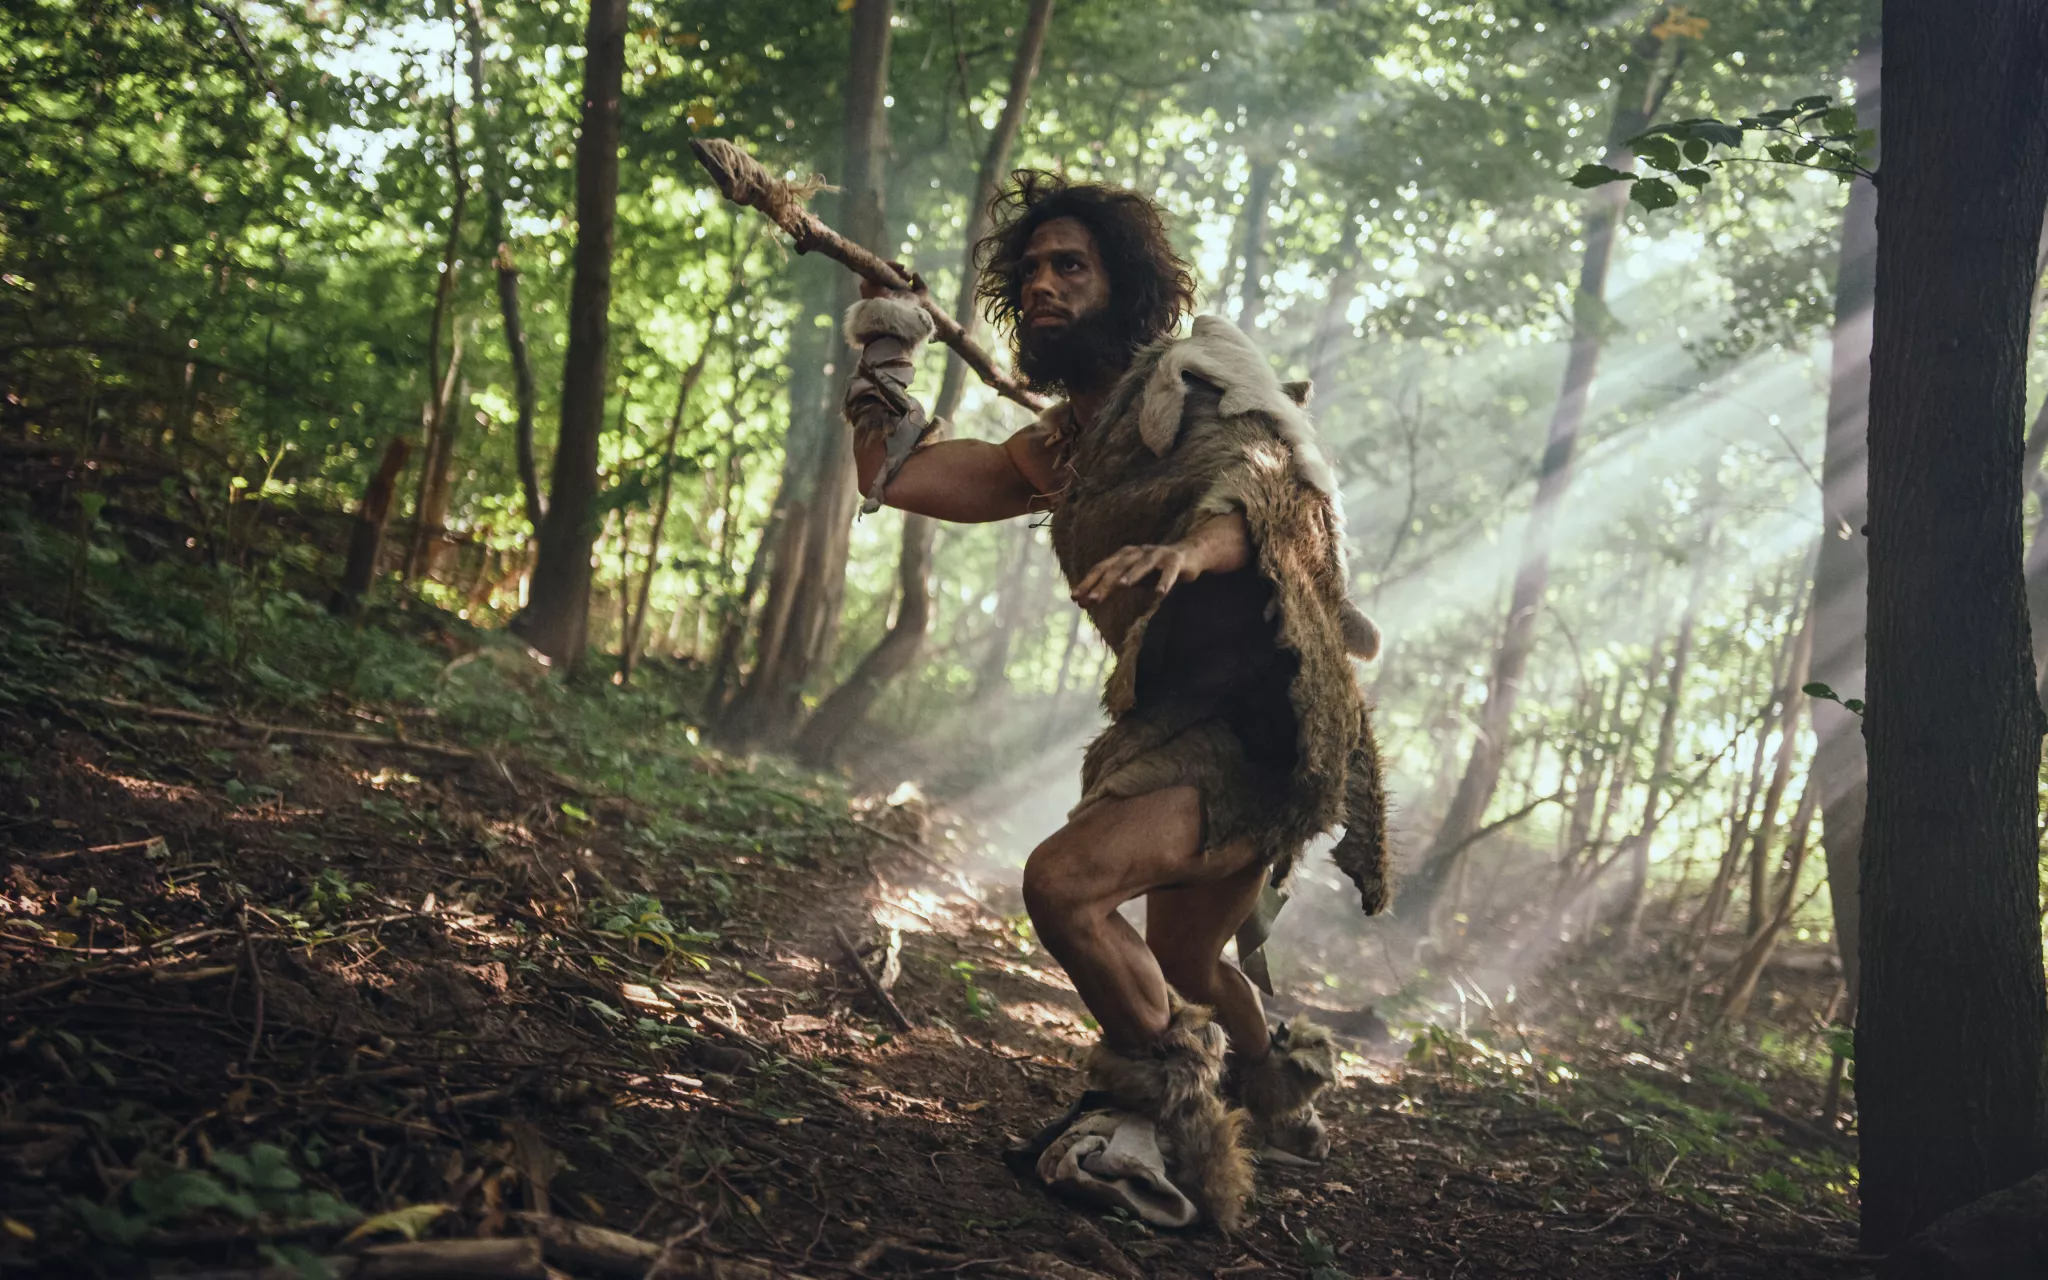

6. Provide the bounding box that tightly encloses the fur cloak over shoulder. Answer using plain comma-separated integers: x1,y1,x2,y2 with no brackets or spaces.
1046,316,1389,914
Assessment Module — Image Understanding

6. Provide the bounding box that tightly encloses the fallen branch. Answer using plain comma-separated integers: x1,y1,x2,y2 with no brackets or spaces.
688,138,1045,412
832,923,913,1033
91,696,483,764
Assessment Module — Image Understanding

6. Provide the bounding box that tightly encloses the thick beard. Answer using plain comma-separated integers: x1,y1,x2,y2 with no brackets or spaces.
1014,307,1131,395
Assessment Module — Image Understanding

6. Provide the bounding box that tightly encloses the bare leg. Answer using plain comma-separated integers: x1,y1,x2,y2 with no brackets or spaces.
1146,860,1271,1062
1021,786,1261,1051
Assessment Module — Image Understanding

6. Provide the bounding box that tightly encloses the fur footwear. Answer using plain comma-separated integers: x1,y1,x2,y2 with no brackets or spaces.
1238,1016,1338,1163
1083,1001,1254,1233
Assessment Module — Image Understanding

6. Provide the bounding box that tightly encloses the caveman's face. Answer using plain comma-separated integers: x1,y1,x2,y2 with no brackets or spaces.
1014,216,1121,392
1018,216,1111,331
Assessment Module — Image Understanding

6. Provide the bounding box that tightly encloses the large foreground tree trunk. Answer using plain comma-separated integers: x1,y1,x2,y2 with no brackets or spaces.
1405,20,1677,922
721,0,894,747
1810,3,1877,1021
1857,0,2048,1250
792,0,1055,769
510,0,628,668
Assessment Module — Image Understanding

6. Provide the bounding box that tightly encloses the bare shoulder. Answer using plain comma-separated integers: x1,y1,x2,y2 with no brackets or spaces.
1002,408,1072,509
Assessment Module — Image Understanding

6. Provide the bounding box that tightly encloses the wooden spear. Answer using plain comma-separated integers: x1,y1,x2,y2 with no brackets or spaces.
688,138,1045,412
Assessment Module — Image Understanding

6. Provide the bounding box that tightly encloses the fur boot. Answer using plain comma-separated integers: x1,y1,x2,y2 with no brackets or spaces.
1083,1000,1254,1232
1237,1016,1338,1163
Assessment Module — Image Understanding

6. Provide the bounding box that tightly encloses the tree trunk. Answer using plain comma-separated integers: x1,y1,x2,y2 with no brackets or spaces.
330,437,413,613
463,0,544,535
792,0,1055,768
1236,158,1277,330
404,41,470,586
721,0,894,745
1857,0,2048,1249
1717,778,1819,1026
1746,591,1814,936
621,341,716,684
1810,1,1878,1025
1306,215,1362,399
510,0,628,668
406,339,467,582
1405,23,1677,921
1618,551,1705,949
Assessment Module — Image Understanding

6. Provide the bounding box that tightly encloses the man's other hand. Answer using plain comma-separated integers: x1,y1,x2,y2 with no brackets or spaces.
1072,513,1252,607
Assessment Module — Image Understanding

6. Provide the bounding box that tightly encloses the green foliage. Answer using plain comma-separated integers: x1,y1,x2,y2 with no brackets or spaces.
1571,96,1875,209
69,1142,356,1255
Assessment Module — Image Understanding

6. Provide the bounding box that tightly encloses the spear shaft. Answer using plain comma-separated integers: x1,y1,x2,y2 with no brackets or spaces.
688,138,1045,412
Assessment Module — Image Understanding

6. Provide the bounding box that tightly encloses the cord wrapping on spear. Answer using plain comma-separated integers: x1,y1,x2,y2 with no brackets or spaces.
689,138,1045,413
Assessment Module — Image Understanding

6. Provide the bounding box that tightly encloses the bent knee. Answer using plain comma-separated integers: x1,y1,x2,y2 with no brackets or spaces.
1022,838,1100,944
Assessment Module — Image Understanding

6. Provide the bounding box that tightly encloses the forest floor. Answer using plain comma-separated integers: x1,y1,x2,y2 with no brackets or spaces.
0,486,1872,1279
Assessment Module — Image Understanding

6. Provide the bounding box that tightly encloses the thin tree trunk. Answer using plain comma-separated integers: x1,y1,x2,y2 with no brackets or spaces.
723,0,894,745
1406,23,1678,921
1617,565,1699,949
511,0,628,668
1746,588,1814,936
1306,215,1362,398
405,35,471,585
1858,0,2048,1247
330,438,413,613
1717,778,1819,1025
621,341,716,684
1236,158,1277,330
1810,3,1878,1024
462,0,543,534
407,338,467,582
791,0,1053,767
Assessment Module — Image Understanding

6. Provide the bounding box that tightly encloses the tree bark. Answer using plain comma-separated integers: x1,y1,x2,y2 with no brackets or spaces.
792,0,1055,768
1306,215,1362,398
721,0,893,745
1810,0,1877,1025
1406,21,1677,921
462,0,544,535
1857,0,2048,1249
510,0,628,668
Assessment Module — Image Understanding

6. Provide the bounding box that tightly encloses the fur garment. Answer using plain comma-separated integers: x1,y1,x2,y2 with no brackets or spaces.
1237,1016,1339,1163
1084,1000,1254,1233
842,295,934,354
1046,315,1391,904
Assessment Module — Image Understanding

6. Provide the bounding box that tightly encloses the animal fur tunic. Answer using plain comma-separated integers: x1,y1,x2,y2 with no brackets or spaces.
1041,316,1389,910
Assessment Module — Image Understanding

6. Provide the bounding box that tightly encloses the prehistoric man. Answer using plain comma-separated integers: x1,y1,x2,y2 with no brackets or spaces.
841,172,1389,1231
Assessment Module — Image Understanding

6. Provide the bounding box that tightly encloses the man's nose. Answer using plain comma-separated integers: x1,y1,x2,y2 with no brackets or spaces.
1022,265,1057,306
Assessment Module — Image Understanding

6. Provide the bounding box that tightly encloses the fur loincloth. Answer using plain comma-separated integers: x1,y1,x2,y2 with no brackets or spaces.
1047,315,1389,910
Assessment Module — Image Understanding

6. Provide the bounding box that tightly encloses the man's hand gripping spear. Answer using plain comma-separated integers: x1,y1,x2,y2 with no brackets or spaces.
688,139,1046,513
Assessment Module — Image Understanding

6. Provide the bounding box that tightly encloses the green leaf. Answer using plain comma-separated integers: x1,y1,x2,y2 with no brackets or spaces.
1569,163,1634,189
1790,94,1832,112
341,1203,450,1245
1635,135,1682,171
1682,137,1709,164
1822,106,1859,135
1630,178,1679,210
1801,681,1837,700
1674,168,1711,189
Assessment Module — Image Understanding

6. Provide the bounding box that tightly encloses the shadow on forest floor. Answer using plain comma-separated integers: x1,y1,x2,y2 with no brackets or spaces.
0,490,1869,1279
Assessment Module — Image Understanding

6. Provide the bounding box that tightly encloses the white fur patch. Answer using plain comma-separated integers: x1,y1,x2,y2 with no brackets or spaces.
1134,315,1352,574
842,296,934,351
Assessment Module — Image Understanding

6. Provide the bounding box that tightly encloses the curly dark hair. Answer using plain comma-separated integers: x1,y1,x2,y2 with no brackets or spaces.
974,170,1197,357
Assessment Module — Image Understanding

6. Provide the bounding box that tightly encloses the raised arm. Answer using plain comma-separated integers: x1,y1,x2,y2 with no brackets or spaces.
844,292,1064,523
